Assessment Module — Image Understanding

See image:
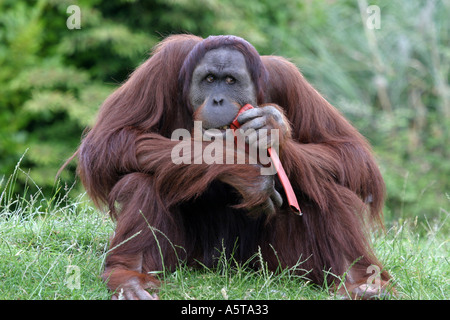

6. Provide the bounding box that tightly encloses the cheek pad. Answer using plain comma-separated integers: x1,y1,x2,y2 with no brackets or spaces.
189,83,206,111
236,82,257,106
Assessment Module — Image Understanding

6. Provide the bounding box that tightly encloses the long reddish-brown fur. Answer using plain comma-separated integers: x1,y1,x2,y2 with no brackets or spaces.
75,34,390,299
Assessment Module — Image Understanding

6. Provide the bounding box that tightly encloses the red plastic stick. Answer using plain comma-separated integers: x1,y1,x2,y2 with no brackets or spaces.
231,104,302,215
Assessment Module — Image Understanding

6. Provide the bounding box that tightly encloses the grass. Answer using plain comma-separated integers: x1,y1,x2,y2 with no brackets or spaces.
0,169,448,300
0,191,112,299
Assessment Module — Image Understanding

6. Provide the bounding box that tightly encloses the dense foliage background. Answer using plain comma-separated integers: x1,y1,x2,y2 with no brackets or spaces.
0,0,448,227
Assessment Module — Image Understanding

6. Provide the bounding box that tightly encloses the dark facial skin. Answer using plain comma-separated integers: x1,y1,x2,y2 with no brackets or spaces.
188,47,290,152
189,48,257,129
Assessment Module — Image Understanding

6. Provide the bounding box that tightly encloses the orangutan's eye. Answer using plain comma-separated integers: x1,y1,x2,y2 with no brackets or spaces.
205,74,215,83
225,76,236,85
